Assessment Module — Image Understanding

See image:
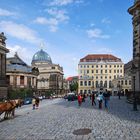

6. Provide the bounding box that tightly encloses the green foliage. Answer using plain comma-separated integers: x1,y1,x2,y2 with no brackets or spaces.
8,88,33,99
70,82,78,92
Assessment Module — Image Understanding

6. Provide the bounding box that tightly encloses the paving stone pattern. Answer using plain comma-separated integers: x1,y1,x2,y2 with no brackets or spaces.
0,96,140,140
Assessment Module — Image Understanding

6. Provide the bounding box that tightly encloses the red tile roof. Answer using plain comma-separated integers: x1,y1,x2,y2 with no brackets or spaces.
66,76,78,81
80,54,122,62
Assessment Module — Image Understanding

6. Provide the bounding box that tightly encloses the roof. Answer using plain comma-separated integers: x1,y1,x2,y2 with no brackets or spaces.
80,54,122,62
66,76,78,81
6,52,32,73
32,49,52,64
7,52,27,66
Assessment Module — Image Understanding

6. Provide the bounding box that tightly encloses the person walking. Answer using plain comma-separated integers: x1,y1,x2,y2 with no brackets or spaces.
97,92,103,109
91,93,96,106
35,97,40,109
32,98,36,110
78,94,82,106
103,89,110,110
118,91,121,99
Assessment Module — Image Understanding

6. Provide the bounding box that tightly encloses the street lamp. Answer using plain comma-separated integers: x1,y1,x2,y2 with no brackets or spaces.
131,62,138,111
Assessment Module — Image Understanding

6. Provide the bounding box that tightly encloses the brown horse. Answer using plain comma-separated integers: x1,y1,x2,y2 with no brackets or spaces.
0,100,16,119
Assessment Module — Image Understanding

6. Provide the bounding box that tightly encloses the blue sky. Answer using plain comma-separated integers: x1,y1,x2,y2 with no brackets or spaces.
0,0,134,78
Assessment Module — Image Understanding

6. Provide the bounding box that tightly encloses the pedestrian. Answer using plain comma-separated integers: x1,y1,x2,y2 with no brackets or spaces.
32,98,36,110
118,91,121,99
82,94,85,102
78,94,82,106
35,97,40,109
103,89,110,110
91,93,96,106
97,92,103,109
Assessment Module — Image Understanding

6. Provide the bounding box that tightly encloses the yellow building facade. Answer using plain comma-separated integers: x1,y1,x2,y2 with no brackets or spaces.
78,54,124,94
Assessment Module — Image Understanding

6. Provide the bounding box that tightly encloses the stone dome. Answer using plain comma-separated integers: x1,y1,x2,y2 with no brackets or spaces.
32,49,52,64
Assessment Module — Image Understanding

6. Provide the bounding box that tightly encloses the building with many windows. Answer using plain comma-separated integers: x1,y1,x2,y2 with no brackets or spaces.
32,49,63,96
78,54,124,94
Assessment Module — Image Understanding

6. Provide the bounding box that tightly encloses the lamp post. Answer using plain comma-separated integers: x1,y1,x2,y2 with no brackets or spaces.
131,63,138,111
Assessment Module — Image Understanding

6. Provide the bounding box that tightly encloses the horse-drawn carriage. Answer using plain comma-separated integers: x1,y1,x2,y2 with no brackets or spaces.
0,99,23,120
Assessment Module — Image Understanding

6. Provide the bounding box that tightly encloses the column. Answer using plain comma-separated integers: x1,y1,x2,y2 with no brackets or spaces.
17,76,20,86
2,54,6,76
0,54,2,77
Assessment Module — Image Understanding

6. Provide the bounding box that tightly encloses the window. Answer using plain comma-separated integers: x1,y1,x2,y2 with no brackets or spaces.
96,81,98,88
87,65,89,68
84,90,87,94
110,65,111,68
84,81,87,86
80,65,82,68
80,81,83,86
92,81,94,87
109,81,112,88
121,80,123,85
96,70,98,73
114,70,116,73
101,65,103,68
96,65,98,68
129,80,131,85
104,81,107,88
96,76,98,79
92,65,94,68
100,81,103,87
109,70,111,73
117,70,119,73
105,65,107,68
87,70,89,73
101,70,103,74
100,76,102,79
114,75,116,79
20,76,24,85
88,90,91,94
125,80,127,85
52,67,55,69
88,81,91,86
105,70,107,73
92,70,94,73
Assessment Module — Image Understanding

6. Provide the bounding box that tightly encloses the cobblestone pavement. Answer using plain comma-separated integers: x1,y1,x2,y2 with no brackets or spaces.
0,96,140,140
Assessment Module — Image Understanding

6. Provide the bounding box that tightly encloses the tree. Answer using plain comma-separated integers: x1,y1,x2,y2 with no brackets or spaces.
70,82,78,93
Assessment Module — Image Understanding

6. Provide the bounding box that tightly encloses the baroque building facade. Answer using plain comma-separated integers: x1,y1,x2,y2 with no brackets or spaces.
128,0,140,92
78,54,124,94
0,32,9,100
31,49,63,96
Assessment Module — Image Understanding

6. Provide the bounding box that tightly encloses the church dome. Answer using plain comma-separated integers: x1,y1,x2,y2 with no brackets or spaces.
32,49,52,64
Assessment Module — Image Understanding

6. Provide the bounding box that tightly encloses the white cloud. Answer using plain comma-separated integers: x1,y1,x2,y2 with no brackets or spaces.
47,8,69,22
0,21,41,44
49,0,83,6
86,28,110,39
7,45,33,64
0,8,17,16
102,18,111,24
34,17,58,25
34,9,69,32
